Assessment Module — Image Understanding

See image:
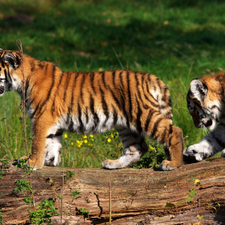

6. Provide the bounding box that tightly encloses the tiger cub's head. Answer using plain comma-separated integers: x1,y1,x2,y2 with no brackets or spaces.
187,75,225,131
0,49,21,96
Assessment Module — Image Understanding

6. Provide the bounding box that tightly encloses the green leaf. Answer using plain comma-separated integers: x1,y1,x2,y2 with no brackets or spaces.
184,196,193,202
187,178,197,182
189,189,197,197
197,214,203,219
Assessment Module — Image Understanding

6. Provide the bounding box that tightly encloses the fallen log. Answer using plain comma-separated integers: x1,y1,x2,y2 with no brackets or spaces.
0,158,225,224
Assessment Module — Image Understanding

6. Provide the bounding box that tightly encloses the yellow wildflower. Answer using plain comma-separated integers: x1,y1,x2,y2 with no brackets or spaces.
64,134,68,138
194,179,200,185
84,140,88,144
88,143,93,146
71,142,74,145
83,135,87,139
89,135,93,138
107,138,111,143
111,134,114,138
149,145,154,150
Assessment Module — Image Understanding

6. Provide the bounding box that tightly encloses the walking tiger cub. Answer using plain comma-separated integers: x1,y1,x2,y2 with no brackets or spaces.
184,73,225,163
0,49,183,170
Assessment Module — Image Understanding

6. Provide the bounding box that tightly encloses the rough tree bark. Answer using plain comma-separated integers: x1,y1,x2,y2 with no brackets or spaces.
0,158,225,225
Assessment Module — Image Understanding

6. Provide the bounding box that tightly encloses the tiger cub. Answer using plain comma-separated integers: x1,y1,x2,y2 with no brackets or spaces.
184,73,225,163
0,49,183,170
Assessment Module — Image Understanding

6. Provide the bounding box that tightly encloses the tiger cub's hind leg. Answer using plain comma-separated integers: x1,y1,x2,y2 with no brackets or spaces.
147,121,183,171
101,129,148,169
44,134,62,167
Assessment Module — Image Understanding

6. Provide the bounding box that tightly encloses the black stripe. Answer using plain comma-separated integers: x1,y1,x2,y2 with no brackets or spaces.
160,129,167,144
141,73,145,90
161,87,168,102
85,106,89,124
119,71,123,86
36,64,56,119
44,62,48,71
151,117,163,139
38,61,45,69
4,69,12,84
30,60,35,72
0,59,5,68
90,72,96,94
112,71,116,88
100,87,109,126
80,73,86,103
135,95,142,133
31,101,41,118
25,76,31,99
77,103,84,132
169,124,173,134
209,104,221,111
102,71,107,89
156,77,161,90
135,72,142,100
28,83,37,105
146,83,157,101
52,72,64,115
168,136,173,147
127,71,132,121
29,98,35,107
63,72,72,101
68,72,79,130
119,88,130,128
108,86,121,109
90,96,99,131
43,65,56,104
144,110,160,132
112,105,118,125
143,92,159,107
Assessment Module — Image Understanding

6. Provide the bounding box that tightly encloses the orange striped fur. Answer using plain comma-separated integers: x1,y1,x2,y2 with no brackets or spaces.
184,73,225,163
0,49,183,170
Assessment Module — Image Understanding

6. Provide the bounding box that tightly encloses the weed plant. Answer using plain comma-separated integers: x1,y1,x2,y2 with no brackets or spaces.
0,0,224,167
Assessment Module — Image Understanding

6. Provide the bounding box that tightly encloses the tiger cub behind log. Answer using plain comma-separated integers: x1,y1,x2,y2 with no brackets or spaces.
0,49,183,170
184,73,225,163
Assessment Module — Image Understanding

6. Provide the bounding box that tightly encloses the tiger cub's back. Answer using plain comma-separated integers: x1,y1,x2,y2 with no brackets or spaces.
58,70,173,134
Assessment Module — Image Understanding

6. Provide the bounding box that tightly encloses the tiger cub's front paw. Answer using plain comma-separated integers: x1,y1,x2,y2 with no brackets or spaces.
160,159,182,171
183,145,206,164
16,156,43,170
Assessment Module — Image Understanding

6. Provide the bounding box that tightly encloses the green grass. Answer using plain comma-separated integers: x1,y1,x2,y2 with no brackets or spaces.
0,0,224,167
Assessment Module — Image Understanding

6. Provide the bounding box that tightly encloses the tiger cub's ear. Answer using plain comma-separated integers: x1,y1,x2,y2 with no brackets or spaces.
190,79,208,102
2,52,21,70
